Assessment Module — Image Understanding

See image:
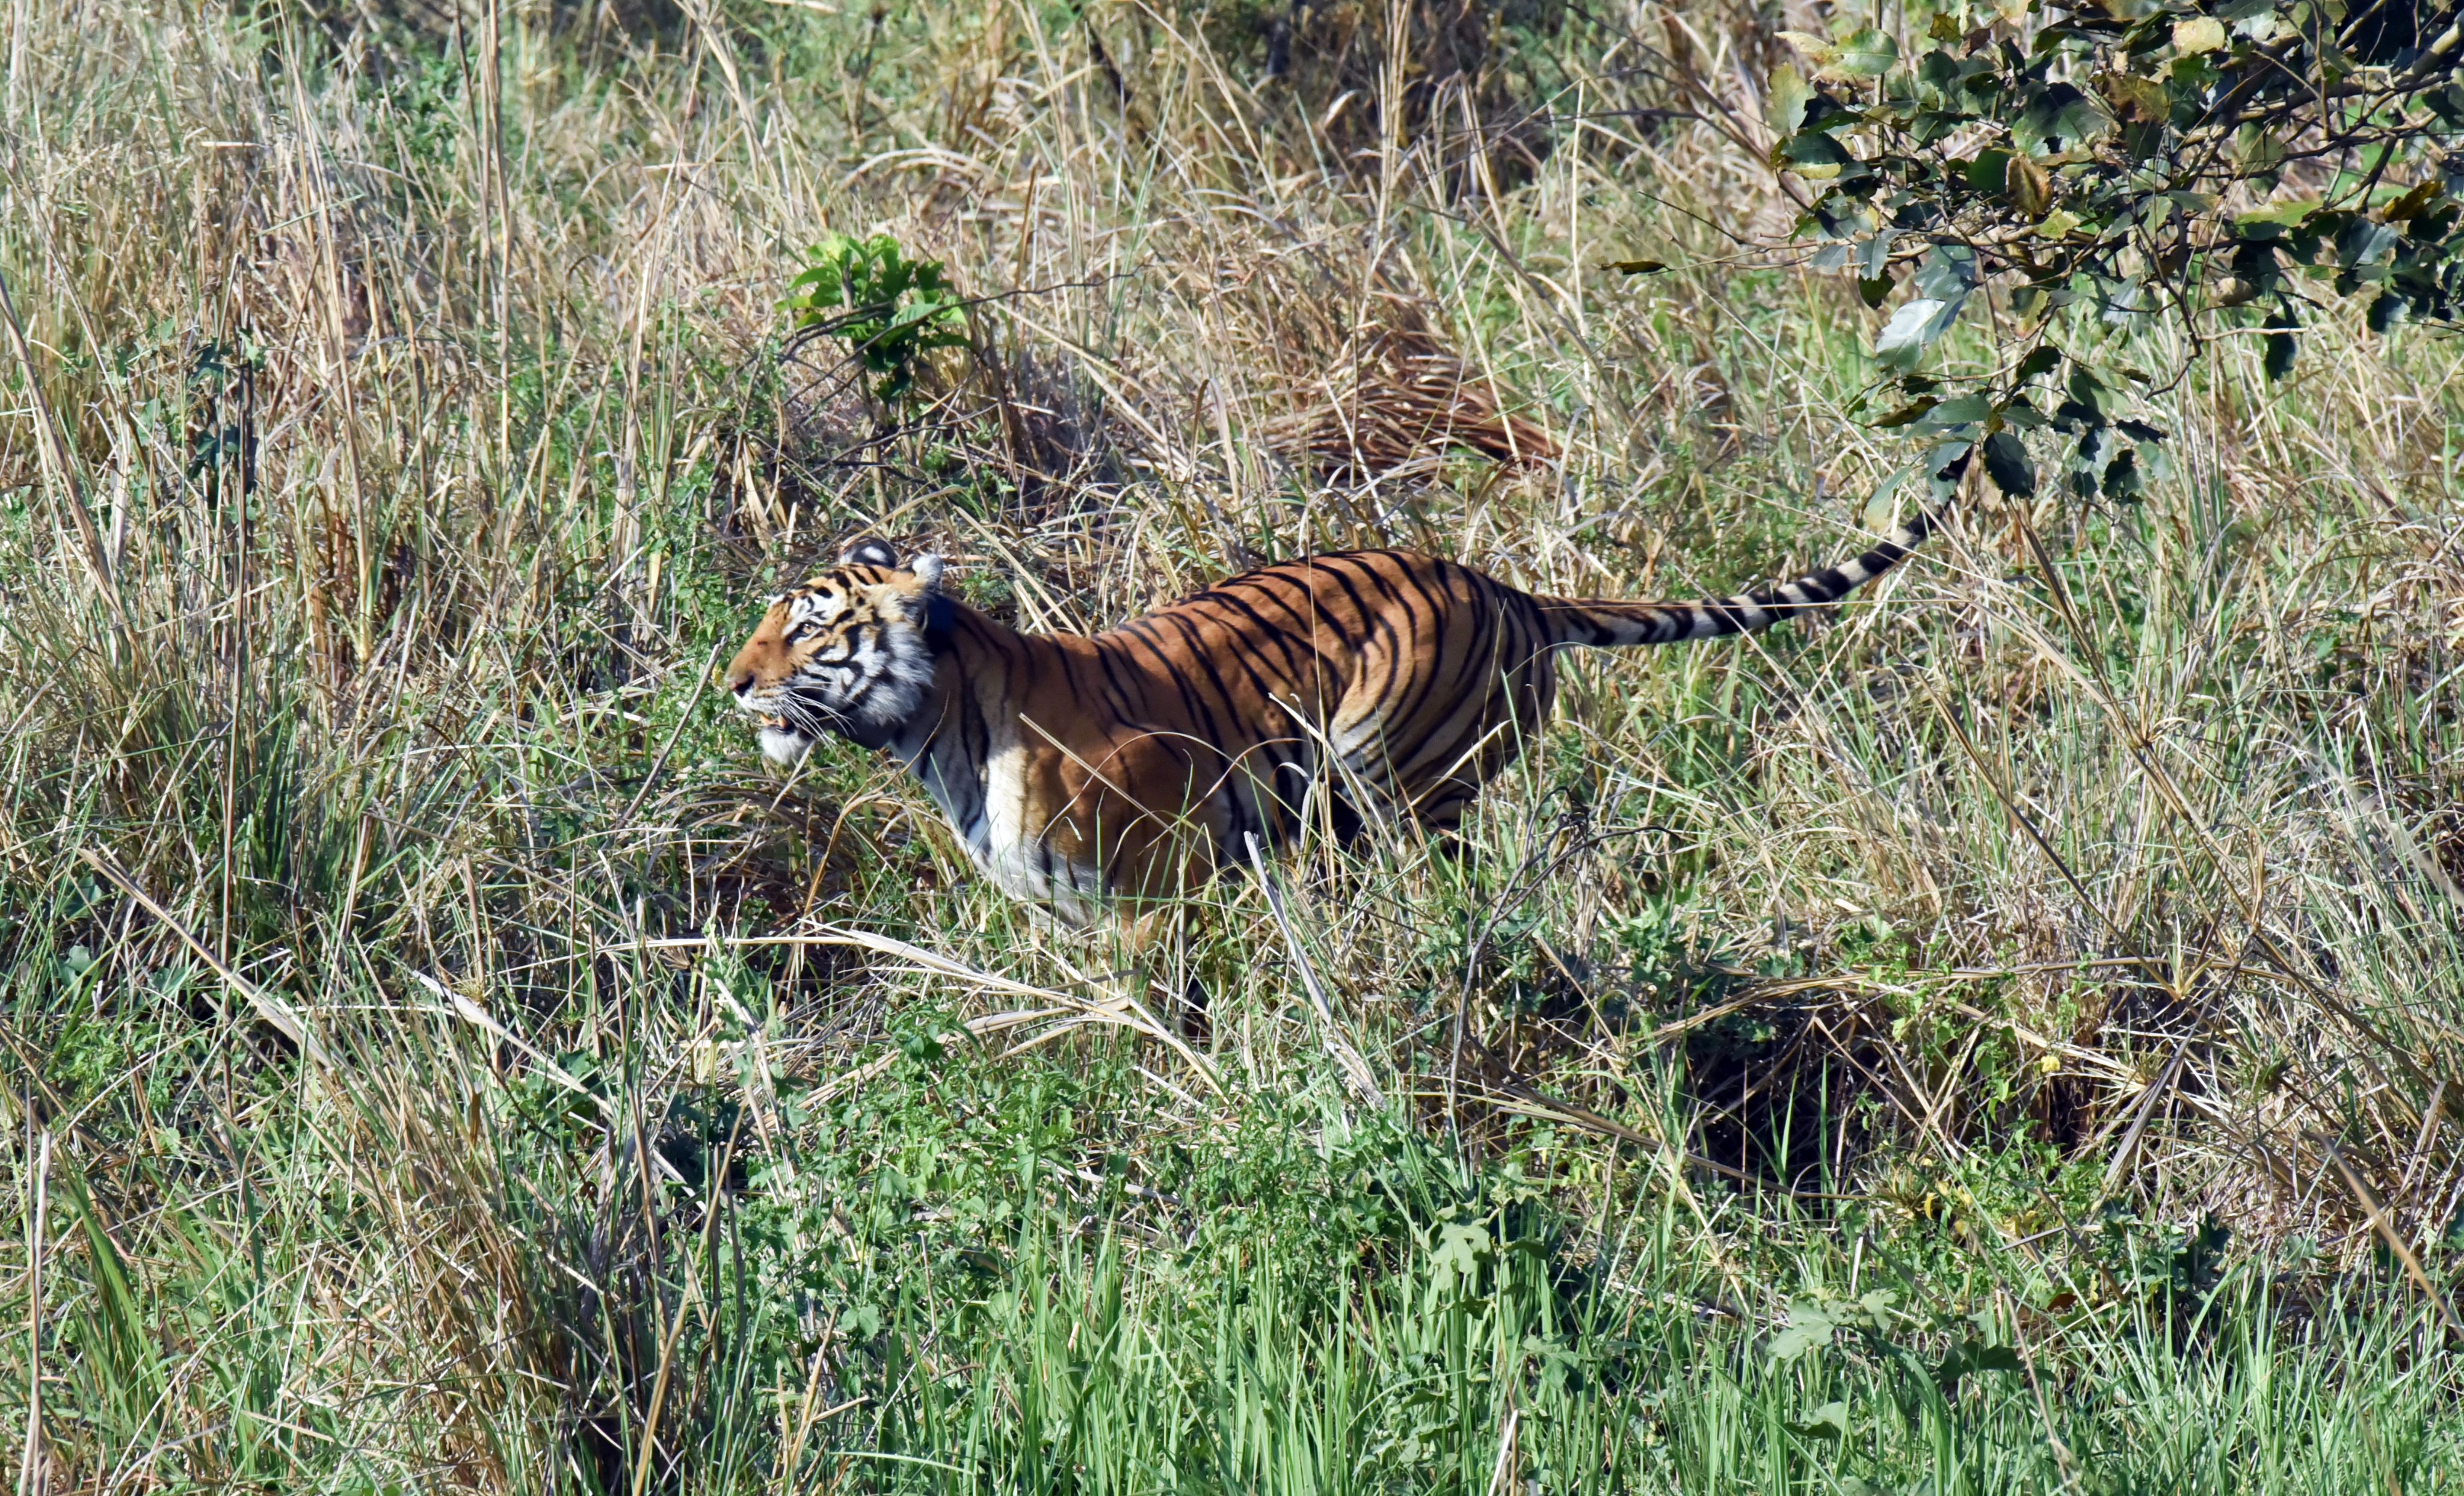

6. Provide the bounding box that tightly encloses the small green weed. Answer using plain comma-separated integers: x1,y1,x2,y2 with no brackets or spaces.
783,232,967,412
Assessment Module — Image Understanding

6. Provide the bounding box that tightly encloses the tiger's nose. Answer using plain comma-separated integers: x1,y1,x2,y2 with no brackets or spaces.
727,669,756,697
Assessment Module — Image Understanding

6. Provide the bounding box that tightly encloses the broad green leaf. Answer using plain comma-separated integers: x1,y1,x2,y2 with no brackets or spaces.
1767,61,1813,135
1982,430,2036,496
1913,245,1979,301
1927,392,1994,426
1766,1306,1838,1363
1782,26,1897,81
1876,297,1963,370
1935,1338,2027,1392
2382,179,2444,221
1834,28,1901,76
2016,84,2111,152
2234,125,2287,172
2264,315,2297,380
2236,198,2319,231
1786,1402,1852,1441
1777,29,1840,73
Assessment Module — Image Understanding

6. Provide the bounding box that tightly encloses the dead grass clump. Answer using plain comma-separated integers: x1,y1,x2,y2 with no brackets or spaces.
1262,311,1559,487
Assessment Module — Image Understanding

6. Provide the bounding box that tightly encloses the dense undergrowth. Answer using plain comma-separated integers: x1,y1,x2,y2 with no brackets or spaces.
4,0,2464,1488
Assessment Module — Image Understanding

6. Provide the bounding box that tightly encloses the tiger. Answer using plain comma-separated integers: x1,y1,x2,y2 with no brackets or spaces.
725,513,1933,926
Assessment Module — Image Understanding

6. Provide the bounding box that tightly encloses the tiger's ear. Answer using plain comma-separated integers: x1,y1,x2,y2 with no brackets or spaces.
839,537,898,567
908,552,946,591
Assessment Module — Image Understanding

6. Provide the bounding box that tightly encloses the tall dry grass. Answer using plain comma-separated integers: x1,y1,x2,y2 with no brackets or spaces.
2,0,2463,1485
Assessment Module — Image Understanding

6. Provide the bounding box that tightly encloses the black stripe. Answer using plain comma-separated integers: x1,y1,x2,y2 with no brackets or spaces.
1384,564,1480,756
1394,589,1510,781
1154,612,1255,753
1116,623,1225,743
1323,555,1426,715
1195,592,1311,680
1184,597,1311,710
1246,571,1361,659
1304,559,1381,652
1090,636,1148,716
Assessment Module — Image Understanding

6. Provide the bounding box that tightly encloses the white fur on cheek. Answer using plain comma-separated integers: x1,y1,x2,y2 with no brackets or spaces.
757,727,813,766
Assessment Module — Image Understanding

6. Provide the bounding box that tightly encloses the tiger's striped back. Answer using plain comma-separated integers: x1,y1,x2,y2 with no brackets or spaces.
1091,550,1561,845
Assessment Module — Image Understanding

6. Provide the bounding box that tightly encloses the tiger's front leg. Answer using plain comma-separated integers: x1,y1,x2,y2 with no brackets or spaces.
1023,724,1232,1041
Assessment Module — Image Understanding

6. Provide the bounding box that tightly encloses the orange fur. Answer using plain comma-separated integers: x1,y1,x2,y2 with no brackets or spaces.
727,525,1930,925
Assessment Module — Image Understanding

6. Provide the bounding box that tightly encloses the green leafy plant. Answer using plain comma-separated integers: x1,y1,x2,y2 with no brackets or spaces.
781,231,967,411
1763,0,2463,501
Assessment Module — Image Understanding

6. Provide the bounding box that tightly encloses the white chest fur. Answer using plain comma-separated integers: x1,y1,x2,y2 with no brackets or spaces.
901,709,1103,923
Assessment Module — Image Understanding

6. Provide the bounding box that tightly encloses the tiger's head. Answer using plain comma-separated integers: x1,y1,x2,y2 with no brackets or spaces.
725,538,949,765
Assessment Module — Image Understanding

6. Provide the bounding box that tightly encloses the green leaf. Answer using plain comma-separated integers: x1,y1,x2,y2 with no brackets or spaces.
2015,345,2064,381
2096,70,2170,123
1767,61,1813,135
1779,132,1853,168
2234,125,2287,173
2263,310,2298,380
1834,27,1900,76
1982,429,2036,496
2035,208,2083,238
1786,1401,1852,1441
1874,397,1938,427
2103,445,2145,500
1926,392,1994,426
1433,1221,1492,1281
1778,29,1841,73
1927,440,1976,500
1876,297,1964,370
2235,199,2318,234
2016,84,2110,152
2382,179,2444,222
1913,245,1979,302
1781,26,1896,80
1935,1338,2026,1393
1766,1315,1836,1363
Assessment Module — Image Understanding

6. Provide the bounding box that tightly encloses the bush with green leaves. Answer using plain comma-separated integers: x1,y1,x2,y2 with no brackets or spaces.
781,231,967,411
1766,0,2462,502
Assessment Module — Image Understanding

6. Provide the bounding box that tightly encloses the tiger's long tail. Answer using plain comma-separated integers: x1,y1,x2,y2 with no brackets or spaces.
1535,509,1934,648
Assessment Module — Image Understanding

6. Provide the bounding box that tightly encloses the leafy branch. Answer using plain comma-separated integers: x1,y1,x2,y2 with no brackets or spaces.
1764,0,2462,500
781,232,967,416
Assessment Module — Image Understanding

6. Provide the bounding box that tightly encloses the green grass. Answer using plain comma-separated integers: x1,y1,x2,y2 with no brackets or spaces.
4,0,2464,1488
